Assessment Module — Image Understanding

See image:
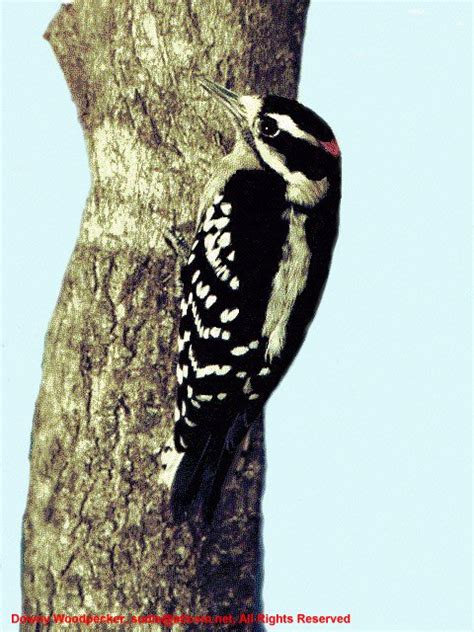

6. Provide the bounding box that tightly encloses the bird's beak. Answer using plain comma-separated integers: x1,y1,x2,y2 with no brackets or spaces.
199,77,247,129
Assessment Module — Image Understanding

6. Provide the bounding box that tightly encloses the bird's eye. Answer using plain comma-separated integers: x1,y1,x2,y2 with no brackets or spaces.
259,116,280,138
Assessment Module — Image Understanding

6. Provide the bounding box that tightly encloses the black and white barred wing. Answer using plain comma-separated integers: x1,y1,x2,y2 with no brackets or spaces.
173,170,288,452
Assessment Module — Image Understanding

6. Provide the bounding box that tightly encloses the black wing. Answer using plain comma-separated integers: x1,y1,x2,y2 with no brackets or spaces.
173,169,289,453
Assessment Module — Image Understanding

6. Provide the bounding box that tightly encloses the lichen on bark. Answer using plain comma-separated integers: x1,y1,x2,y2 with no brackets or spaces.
21,1,310,629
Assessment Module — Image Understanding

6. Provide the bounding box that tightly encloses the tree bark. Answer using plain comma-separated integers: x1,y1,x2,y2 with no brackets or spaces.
21,1,310,629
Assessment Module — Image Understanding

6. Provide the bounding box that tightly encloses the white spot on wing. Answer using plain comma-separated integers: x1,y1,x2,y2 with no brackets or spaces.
203,207,216,231
231,346,248,356
220,308,239,323
196,282,210,299
218,232,231,248
206,206,214,220
214,217,230,230
204,232,218,252
196,364,231,378
189,344,231,377
208,248,220,265
216,265,231,281
205,295,217,308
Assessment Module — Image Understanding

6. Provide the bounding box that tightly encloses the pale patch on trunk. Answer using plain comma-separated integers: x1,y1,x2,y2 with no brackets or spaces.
263,208,311,361
84,120,173,252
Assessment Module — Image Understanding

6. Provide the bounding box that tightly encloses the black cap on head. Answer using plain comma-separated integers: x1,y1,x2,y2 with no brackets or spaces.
261,95,335,143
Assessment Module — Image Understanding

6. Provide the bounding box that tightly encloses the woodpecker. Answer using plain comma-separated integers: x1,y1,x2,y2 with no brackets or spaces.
169,78,341,522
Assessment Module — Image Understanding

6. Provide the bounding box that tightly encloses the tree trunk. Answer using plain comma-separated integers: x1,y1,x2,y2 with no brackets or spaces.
21,1,310,629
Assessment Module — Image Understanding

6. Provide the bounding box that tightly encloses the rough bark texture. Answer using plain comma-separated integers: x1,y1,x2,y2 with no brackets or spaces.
21,1,309,629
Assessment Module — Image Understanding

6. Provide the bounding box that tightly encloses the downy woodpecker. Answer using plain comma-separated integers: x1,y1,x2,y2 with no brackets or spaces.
169,79,341,522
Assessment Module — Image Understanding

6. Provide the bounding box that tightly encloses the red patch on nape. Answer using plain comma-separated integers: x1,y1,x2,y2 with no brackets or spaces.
320,138,341,157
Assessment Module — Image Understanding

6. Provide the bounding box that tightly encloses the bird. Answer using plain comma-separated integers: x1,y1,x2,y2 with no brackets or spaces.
168,78,341,523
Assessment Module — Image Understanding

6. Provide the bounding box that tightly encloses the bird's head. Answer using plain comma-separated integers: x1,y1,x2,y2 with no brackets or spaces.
200,78,341,209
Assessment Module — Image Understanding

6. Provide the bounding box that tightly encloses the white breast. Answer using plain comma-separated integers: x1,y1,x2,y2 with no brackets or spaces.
262,208,311,362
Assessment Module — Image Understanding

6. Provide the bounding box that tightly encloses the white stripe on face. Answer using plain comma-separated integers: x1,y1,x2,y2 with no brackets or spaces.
266,113,319,146
254,139,329,207
239,95,263,127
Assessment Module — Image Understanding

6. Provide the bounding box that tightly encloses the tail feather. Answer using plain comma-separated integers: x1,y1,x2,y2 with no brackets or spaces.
202,410,256,521
201,441,237,523
170,411,254,523
170,432,213,522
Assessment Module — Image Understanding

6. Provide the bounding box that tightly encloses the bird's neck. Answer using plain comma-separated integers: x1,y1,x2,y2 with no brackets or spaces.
285,175,329,208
